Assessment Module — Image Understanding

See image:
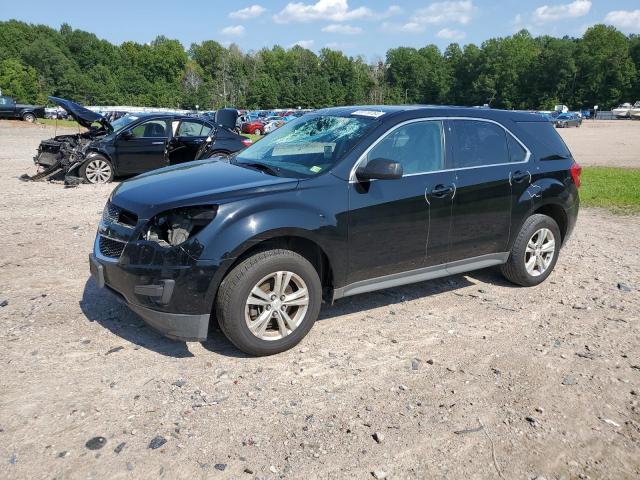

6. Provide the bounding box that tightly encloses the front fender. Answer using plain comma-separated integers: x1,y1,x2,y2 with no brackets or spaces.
198,181,348,309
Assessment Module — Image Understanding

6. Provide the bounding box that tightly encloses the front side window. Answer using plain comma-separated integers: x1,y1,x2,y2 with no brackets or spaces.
451,120,509,168
365,120,444,175
235,115,377,178
131,119,168,138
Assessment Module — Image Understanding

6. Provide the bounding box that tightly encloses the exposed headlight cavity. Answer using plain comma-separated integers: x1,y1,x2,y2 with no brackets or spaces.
144,206,217,247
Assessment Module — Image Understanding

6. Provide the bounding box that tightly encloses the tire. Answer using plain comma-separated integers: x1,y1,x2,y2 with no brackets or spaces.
80,155,114,184
254,129,262,136
500,214,561,287
216,249,322,356
22,112,36,123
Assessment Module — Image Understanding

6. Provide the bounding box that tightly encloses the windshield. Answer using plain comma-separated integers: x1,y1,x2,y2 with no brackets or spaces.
235,114,376,177
110,115,140,132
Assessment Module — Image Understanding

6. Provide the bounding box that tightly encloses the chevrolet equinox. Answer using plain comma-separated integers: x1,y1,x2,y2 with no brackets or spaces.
90,106,580,355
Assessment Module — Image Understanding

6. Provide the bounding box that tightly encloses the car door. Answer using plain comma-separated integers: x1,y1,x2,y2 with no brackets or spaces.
115,118,170,175
167,119,213,165
347,119,454,285
0,96,15,118
447,119,515,263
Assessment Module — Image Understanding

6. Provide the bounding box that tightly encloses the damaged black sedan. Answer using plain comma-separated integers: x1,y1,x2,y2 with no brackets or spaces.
26,97,250,184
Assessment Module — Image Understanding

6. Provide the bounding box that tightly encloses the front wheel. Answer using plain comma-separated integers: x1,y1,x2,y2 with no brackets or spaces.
80,155,114,184
254,128,262,136
501,214,561,287
216,249,322,356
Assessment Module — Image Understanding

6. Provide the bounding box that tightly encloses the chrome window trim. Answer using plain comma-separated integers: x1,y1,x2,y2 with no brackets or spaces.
349,116,532,183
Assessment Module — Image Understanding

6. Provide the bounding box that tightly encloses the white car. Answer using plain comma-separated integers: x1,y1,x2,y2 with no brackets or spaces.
612,103,633,118
263,119,285,134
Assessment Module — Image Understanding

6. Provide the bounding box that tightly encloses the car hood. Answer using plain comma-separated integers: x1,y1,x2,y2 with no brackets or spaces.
110,159,299,218
48,96,112,131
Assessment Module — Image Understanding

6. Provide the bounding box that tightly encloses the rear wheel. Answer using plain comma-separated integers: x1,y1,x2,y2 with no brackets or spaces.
80,155,114,184
22,112,36,123
216,249,322,356
254,128,262,136
501,214,561,287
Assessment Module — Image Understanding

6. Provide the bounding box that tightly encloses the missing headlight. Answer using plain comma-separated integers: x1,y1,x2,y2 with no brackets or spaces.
144,205,217,247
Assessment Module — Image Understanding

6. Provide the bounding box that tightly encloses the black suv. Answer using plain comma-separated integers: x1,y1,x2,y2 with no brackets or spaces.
90,106,580,355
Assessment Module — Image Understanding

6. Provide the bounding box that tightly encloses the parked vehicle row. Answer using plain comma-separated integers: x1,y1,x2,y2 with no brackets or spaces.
90,105,581,355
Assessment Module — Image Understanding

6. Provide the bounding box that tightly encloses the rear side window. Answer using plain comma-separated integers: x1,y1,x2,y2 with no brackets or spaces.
367,120,444,175
451,120,509,168
506,134,528,162
516,121,571,158
177,120,210,137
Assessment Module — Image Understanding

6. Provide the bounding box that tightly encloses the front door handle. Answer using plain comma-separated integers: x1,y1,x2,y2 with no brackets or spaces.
151,141,165,145
510,170,531,184
430,183,456,198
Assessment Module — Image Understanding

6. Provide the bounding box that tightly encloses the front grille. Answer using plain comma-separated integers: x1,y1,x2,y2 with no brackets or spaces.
99,236,126,258
102,202,138,227
102,202,121,224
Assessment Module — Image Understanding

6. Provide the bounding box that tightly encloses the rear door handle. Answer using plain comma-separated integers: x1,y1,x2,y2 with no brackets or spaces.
430,183,456,198
510,170,531,184
151,141,165,145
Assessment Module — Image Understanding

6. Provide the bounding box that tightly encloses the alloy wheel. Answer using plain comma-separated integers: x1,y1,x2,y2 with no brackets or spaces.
85,159,112,184
524,228,555,277
244,271,309,341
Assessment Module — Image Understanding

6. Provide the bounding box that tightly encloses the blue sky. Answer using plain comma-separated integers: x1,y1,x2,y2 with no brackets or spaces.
3,0,640,59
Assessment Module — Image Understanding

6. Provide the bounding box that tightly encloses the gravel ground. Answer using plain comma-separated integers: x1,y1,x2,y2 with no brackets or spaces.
0,120,639,479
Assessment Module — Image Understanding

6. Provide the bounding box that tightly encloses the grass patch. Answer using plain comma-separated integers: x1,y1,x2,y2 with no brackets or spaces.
241,133,261,142
37,118,85,129
581,167,640,213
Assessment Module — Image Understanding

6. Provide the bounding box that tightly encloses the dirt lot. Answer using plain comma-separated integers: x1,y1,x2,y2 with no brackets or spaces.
0,120,639,479
559,120,640,168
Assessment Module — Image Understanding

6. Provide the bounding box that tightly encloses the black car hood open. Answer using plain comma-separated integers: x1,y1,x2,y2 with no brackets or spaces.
48,96,112,131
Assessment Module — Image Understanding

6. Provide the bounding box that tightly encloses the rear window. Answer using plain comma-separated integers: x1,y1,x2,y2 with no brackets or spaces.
516,121,571,159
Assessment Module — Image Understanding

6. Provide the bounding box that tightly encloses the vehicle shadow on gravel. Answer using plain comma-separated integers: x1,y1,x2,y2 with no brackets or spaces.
318,273,479,320
80,277,196,358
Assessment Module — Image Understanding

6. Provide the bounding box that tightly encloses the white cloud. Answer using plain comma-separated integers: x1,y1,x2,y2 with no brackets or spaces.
321,23,362,34
533,0,591,23
436,28,466,40
382,22,425,33
604,9,640,33
273,0,400,23
290,39,315,49
382,1,475,34
413,0,475,25
220,25,245,37
229,5,266,20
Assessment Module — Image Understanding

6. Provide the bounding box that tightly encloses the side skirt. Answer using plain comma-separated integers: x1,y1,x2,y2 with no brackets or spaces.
332,252,509,300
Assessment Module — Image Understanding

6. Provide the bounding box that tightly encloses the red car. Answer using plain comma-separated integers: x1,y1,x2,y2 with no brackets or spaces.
241,119,265,135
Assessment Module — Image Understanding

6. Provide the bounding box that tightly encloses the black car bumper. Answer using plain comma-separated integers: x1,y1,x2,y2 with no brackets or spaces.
89,246,214,342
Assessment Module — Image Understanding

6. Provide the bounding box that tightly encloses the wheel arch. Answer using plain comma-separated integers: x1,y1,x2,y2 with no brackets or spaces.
533,203,568,244
205,230,336,321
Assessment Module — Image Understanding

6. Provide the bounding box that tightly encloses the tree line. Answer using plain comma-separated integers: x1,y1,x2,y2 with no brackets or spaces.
0,19,639,111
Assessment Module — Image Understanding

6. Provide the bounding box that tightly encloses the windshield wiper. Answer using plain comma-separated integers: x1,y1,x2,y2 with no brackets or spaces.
237,161,280,176
540,153,571,161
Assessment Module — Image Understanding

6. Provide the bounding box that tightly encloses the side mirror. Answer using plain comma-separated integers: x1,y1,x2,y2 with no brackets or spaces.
356,158,403,181
120,130,134,140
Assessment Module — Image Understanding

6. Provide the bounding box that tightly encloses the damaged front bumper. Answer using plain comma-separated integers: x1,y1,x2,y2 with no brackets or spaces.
89,231,219,342
22,134,95,184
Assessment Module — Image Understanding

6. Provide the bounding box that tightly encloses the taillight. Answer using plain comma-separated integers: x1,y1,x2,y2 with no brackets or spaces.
570,162,582,188
241,138,253,147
